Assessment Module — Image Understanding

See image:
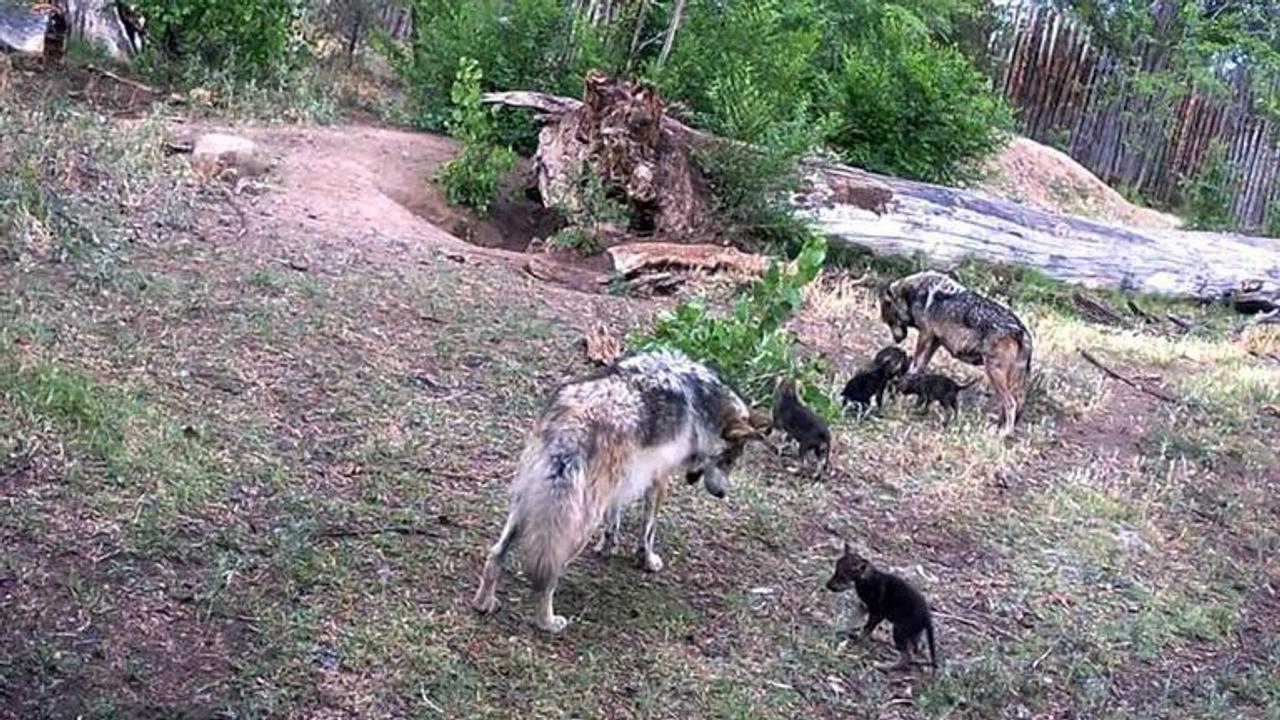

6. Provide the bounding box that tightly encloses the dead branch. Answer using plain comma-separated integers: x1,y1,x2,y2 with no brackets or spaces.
1166,314,1196,333
1078,348,1179,404
1126,299,1158,324
1072,292,1126,326
85,63,157,94
318,525,443,539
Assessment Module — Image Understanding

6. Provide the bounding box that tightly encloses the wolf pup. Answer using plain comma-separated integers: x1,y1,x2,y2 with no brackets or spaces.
772,378,831,476
897,373,979,423
841,347,910,415
825,543,938,671
879,270,1033,436
472,349,771,634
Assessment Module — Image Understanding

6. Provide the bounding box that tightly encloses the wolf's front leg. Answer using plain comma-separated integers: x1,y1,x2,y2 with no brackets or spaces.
638,477,668,573
909,333,941,375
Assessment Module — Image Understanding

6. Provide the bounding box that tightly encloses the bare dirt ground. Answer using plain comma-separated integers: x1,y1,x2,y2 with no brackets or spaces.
980,136,1184,231
2,83,1279,720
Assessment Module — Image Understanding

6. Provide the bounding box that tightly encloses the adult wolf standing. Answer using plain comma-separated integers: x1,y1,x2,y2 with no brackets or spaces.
472,349,771,633
879,271,1033,436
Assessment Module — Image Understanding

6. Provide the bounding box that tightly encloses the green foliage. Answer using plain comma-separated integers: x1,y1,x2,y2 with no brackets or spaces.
387,0,607,148
132,0,305,80
654,0,825,246
631,233,838,418
549,167,631,254
823,5,1013,185
1264,197,1280,238
1180,141,1236,231
436,58,517,216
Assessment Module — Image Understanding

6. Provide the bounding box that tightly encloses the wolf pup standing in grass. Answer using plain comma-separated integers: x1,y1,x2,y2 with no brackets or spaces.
473,349,771,634
897,372,980,423
772,377,831,476
826,544,939,671
880,270,1033,436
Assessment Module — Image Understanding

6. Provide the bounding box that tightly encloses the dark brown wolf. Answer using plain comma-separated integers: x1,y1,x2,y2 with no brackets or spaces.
879,271,1032,436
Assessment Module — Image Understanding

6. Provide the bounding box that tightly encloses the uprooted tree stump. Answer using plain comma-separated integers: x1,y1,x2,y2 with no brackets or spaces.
488,72,718,241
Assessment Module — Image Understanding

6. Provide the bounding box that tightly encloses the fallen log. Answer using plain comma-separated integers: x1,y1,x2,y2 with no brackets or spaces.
607,242,769,277
798,164,1280,299
486,83,1280,300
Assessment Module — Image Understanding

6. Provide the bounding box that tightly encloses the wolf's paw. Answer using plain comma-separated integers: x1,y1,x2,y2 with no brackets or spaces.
539,614,570,634
641,552,664,573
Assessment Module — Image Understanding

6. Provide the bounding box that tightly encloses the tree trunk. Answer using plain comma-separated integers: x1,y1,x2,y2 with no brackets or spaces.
486,84,1280,300
657,0,686,68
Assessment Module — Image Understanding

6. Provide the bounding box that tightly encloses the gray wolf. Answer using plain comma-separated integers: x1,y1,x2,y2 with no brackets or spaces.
879,271,1032,436
896,372,979,422
825,543,938,670
771,378,831,476
840,347,909,415
472,349,771,634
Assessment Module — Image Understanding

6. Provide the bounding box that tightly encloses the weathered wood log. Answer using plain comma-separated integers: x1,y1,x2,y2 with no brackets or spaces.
797,163,1280,299
486,85,1280,300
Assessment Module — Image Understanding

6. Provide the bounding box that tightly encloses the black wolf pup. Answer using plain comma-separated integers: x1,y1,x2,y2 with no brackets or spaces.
825,544,938,671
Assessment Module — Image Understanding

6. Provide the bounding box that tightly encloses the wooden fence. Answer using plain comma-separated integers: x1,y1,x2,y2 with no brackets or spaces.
989,2,1280,231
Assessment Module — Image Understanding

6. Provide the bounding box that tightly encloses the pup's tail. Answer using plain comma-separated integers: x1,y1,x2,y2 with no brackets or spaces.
509,434,592,591
925,617,939,668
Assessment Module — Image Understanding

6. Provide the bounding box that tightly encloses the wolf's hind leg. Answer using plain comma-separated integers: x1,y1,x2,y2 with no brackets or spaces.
473,511,520,614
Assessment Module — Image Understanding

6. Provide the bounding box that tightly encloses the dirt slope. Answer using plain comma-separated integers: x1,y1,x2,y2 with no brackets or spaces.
980,136,1183,230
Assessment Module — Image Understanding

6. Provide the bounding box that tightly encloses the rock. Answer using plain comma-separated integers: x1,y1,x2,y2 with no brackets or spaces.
191,133,270,180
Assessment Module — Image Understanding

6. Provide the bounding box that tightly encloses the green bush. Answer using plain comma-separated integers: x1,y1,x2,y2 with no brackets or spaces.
631,233,838,419
132,0,305,80
436,58,517,215
823,5,1012,186
1180,141,1237,232
653,0,825,247
387,0,607,148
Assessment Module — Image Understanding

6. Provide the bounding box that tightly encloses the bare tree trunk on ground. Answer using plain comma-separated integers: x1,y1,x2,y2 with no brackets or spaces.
485,84,1280,300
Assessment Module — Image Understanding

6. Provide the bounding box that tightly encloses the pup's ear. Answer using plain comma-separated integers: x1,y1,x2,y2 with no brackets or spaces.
843,540,852,555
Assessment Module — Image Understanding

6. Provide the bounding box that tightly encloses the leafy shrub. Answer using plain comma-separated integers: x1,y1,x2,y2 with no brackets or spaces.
631,233,838,419
655,0,824,248
1180,141,1237,232
437,58,517,215
823,5,1013,185
132,0,305,80
387,0,607,149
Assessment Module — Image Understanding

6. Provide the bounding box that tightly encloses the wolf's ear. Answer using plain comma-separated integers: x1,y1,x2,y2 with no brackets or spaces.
843,540,853,555
723,411,770,442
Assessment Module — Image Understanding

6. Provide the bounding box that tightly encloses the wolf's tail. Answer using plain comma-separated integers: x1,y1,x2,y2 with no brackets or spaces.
925,617,939,668
509,434,593,591
1012,330,1034,411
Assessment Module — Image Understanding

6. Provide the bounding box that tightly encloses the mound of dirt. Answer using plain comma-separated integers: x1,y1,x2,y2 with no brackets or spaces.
980,136,1182,231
